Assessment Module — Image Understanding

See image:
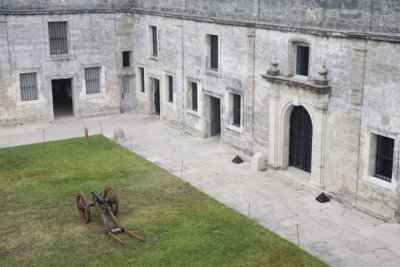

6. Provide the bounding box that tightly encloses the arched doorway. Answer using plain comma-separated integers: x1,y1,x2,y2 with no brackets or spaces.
289,106,313,173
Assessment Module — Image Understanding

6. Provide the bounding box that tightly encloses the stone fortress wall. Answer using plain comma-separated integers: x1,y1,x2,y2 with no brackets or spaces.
1,0,400,221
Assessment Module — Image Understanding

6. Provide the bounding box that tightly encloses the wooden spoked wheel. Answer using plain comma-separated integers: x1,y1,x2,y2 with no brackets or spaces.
76,192,91,223
103,186,119,216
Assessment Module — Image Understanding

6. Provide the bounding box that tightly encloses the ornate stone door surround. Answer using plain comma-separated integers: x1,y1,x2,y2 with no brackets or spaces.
262,62,330,188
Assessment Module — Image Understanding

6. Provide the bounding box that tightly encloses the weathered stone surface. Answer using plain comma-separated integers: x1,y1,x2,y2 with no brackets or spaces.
1,0,400,35
251,152,266,172
113,127,125,142
0,0,399,222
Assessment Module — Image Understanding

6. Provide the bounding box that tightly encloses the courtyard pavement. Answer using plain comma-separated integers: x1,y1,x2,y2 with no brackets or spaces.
1,112,400,266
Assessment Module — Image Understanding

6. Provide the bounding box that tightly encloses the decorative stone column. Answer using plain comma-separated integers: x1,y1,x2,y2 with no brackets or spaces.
309,104,328,188
266,57,281,170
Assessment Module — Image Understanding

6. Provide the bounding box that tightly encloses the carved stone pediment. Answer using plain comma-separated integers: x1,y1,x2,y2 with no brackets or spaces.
262,74,331,94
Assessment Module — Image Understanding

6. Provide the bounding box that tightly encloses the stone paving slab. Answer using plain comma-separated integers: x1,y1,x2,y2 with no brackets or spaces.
1,112,400,266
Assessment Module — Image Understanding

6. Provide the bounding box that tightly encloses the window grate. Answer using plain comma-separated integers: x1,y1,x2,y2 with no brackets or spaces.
168,76,173,103
139,67,145,92
210,35,218,69
49,22,68,55
151,26,158,57
296,45,309,76
191,82,198,111
232,94,241,126
122,51,130,67
85,67,101,94
123,77,131,94
375,135,394,182
20,73,38,101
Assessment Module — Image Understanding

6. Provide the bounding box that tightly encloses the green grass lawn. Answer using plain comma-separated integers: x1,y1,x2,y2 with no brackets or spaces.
0,135,326,267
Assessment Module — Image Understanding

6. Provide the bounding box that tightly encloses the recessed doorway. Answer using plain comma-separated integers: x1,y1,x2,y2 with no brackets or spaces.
210,96,221,136
289,106,313,173
152,78,160,116
52,79,73,118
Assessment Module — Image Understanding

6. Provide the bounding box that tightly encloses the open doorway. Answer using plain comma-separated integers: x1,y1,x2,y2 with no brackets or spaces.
52,79,73,118
151,78,160,116
210,96,221,136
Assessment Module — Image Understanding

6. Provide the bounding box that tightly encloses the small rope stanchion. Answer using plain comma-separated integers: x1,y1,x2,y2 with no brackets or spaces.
296,224,300,247
180,160,184,184
42,129,45,142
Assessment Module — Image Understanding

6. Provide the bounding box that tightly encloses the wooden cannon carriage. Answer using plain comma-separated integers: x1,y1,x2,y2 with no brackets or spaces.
76,186,144,246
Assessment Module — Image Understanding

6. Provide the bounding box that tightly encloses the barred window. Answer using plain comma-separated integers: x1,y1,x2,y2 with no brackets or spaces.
122,77,132,94
232,94,241,126
20,73,38,101
150,26,158,57
85,67,101,94
375,135,394,182
122,51,131,67
210,35,218,69
168,75,173,103
48,22,68,55
191,82,198,111
139,67,145,92
296,44,309,76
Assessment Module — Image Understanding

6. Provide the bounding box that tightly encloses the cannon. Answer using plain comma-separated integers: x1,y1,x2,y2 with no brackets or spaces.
76,186,145,246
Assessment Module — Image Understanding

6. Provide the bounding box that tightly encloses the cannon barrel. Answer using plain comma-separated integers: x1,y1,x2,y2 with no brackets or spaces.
91,190,105,205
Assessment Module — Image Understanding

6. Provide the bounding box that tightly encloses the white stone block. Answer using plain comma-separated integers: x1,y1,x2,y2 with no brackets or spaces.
251,152,266,172
113,128,125,142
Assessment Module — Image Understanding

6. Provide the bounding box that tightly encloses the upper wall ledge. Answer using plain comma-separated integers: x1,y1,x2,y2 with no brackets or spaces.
1,6,400,43
262,74,331,94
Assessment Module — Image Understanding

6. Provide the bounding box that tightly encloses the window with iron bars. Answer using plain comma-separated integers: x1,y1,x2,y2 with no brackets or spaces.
210,35,218,70
85,67,101,94
232,93,241,126
20,73,38,101
168,75,173,103
150,26,158,57
139,67,145,92
48,22,68,55
122,77,132,94
375,135,395,182
296,44,309,76
122,51,131,67
191,82,198,111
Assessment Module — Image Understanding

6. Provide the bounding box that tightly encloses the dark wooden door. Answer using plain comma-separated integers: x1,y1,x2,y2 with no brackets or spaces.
154,79,160,115
210,97,221,136
289,106,312,172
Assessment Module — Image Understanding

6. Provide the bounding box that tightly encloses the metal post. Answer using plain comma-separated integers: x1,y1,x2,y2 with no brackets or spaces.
296,224,300,246
248,202,251,218
42,129,45,142
130,136,133,151
100,122,103,135
180,160,183,183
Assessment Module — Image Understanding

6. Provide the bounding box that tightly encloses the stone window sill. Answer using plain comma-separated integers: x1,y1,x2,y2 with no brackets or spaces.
226,124,244,134
187,109,200,118
367,176,397,192
206,69,220,78
148,56,159,62
49,54,75,61
85,91,106,100
17,98,44,107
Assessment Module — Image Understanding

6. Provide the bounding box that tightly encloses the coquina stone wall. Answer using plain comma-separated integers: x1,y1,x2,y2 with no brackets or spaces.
1,0,400,221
